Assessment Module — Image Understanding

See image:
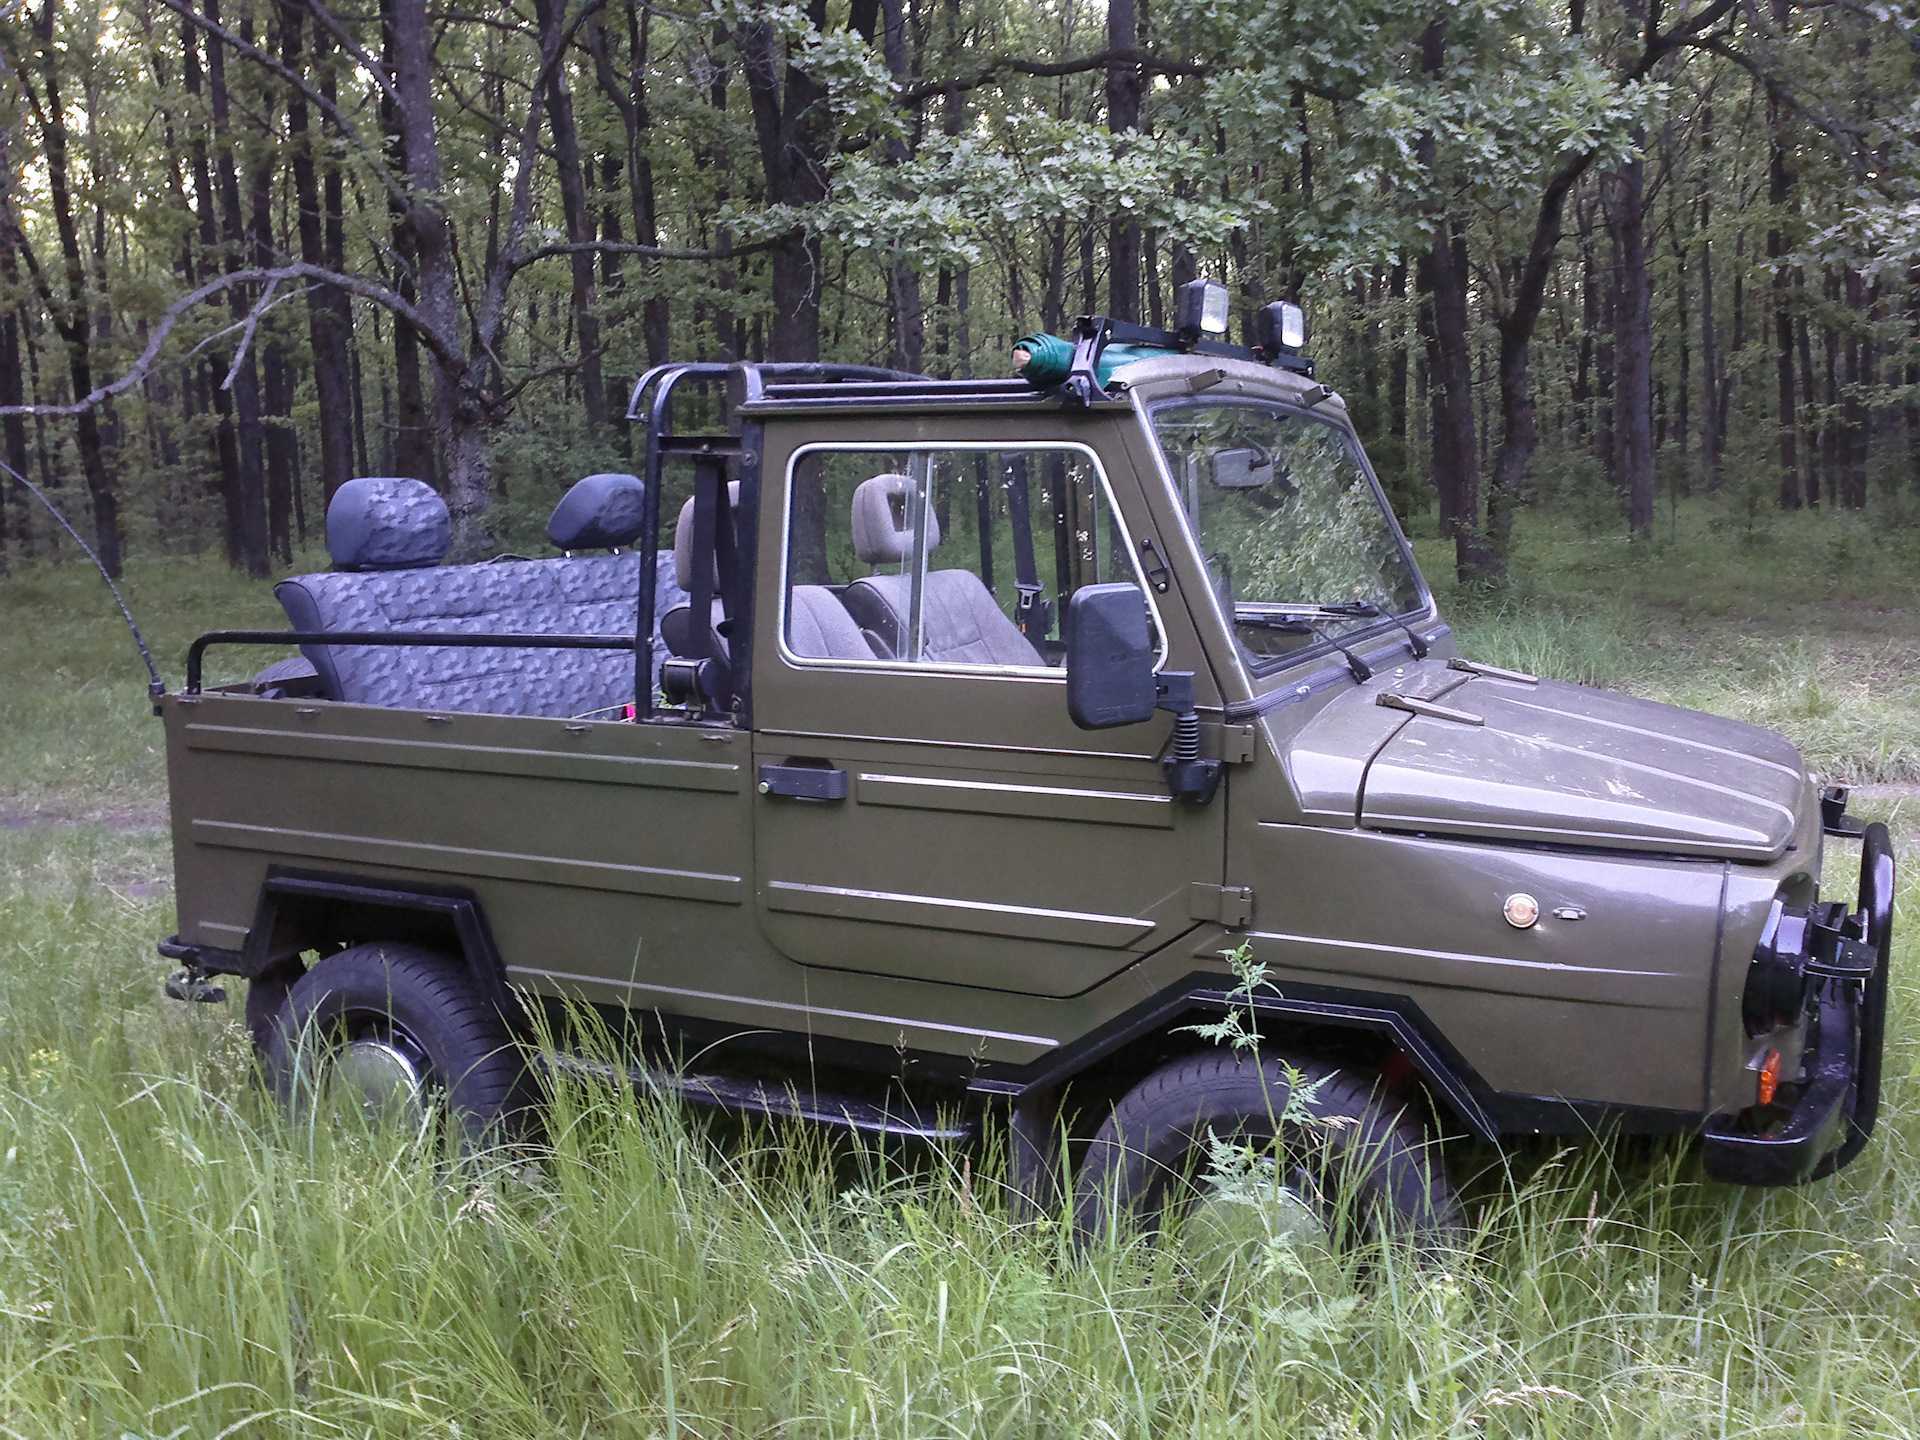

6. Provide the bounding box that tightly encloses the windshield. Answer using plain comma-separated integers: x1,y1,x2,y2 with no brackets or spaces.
1149,399,1425,674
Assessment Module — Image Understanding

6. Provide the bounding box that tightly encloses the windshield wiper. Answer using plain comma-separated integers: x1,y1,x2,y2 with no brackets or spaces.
1234,610,1373,683
1303,599,1430,660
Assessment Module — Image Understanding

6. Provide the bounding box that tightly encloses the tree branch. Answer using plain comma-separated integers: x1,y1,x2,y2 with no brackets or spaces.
0,263,462,419
219,276,281,391
895,46,1210,107
507,235,787,272
301,0,405,111
154,0,412,211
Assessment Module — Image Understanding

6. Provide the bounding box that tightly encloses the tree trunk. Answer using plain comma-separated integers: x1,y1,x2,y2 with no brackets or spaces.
1386,260,1411,522
739,0,832,363
1909,263,1919,492
24,303,60,540
1765,15,1799,510
625,3,669,370
1606,151,1653,539
0,127,25,569
532,0,608,429
1574,194,1595,447
380,0,438,488
1105,0,1141,322
32,0,123,574
178,17,243,559
1595,203,1616,477
1795,281,1818,506
1665,149,1690,490
282,2,356,504
876,0,923,371
385,0,489,552
245,13,293,563
1842,268,1869,508
1697,199,1720,484
1419,216,1492,583
203,0,270,575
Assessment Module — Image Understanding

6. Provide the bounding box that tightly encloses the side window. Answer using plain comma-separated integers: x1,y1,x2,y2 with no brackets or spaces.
783,446,1157,669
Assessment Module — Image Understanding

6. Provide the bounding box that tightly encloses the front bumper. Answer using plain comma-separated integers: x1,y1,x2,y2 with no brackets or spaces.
1701,813,1895,1186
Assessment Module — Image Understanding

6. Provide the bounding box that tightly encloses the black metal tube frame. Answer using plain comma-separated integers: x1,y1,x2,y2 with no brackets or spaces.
1813,819,1895,1178
624,360,919,719
185,629,638,695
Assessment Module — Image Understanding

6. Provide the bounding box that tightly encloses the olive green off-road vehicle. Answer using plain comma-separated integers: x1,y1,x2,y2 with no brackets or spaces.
158,284,1897,1238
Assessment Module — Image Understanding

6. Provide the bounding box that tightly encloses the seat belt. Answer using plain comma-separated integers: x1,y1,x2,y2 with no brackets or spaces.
1003,456,1051,641
973,456,994,594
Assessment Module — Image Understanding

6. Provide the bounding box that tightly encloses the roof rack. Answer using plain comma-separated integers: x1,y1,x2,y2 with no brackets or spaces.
758,376,1040,405
1051,314,1313,408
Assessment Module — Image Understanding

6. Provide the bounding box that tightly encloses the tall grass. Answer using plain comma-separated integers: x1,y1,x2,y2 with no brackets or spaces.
2,499,1917,1435
1,843,1915,1436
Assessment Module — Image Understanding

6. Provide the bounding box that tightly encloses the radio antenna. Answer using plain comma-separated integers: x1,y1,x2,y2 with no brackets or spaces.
1,459,168,700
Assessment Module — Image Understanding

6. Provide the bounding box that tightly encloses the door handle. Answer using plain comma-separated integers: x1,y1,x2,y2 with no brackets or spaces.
757,763,849,802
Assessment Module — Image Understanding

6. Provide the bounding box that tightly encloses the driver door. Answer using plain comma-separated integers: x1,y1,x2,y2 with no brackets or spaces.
749,413,1224,999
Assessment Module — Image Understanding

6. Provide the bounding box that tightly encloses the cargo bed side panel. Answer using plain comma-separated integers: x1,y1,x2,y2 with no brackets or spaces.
163,693,754,1006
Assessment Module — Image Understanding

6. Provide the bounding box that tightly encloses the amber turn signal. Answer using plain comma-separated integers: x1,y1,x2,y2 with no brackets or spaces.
1756,1049,1782,1107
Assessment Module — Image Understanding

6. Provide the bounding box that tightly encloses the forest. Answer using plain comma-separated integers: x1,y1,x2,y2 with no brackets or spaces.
0,0,1915,588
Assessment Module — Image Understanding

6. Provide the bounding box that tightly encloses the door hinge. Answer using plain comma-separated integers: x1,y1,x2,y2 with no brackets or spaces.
1189,882,1255,928
1218,723,1259,765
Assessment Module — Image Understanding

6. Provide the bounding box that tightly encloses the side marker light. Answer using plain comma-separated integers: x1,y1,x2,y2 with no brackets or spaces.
1757,1049,1782,1107
1503,893,1540,929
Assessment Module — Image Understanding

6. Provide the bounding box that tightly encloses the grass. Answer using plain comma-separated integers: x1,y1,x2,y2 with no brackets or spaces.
1,498,1917,1437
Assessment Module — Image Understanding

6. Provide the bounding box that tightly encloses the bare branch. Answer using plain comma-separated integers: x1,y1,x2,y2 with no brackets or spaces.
507,235,786,272
897,47,1236,107
219,276,282,391
301,0,405,111
0,263,461,419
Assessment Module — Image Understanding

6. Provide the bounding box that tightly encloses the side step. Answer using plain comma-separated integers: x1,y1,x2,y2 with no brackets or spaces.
548,1055,976,1142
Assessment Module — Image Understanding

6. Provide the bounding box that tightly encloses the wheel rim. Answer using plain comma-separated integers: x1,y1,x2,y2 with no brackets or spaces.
1174,1135,1336,1280
305,1011,433,1129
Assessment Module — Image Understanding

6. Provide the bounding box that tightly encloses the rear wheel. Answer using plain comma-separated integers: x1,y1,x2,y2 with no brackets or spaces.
261,942,526,1143
1072,1050,1458,1252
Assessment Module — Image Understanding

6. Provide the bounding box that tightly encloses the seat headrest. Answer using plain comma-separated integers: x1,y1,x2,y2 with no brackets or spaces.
548,472,648,551
326,477,451,571
672,481,742,589
852,473,940,566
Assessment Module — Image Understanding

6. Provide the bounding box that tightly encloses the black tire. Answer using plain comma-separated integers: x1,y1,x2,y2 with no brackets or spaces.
1073,1050,1459,1245
262,942,526,1143
244,962,303,1055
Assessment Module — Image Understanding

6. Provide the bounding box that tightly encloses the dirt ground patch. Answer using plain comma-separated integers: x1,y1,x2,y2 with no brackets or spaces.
0,802,168,833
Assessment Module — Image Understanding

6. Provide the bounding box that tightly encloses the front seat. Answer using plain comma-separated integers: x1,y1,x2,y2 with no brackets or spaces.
842,474,1041,666
661,485,874,662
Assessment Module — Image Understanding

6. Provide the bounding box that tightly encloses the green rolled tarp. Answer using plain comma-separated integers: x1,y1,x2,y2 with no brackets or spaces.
1011,332,1165,388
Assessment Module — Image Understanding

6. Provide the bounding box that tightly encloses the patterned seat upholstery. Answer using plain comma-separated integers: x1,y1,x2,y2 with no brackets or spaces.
274,476,686,718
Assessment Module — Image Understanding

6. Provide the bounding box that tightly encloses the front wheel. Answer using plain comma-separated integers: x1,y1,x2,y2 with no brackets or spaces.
1072,1050,1459,1251
260,942,526,1143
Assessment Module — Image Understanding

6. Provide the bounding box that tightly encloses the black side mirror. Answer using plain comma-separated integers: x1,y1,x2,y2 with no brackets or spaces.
1065,583,1157,729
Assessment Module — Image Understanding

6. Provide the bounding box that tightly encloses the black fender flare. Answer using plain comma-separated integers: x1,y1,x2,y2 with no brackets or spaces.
215,867,515,1015
987,975,1500,1145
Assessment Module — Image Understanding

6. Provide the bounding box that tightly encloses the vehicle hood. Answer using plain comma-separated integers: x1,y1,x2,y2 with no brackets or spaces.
1354,671,1809,862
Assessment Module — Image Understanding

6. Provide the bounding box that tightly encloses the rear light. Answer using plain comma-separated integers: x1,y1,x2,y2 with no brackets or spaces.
1756,1049,1782,1106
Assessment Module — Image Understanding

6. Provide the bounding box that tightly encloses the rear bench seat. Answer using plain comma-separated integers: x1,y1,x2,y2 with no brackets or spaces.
274,475,687,718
